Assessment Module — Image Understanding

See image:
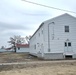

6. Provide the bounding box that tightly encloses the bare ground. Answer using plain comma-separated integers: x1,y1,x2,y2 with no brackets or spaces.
0,52,76,75
0,52,39,63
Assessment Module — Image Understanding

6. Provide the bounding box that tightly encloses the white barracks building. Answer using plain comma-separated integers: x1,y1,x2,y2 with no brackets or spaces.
29,13,76,59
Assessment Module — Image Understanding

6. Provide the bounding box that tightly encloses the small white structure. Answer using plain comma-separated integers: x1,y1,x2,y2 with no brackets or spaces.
16,44,29,53
29,13,76,59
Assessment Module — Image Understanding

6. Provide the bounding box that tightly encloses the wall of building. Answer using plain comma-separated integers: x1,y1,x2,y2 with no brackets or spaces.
29,24,45,57
44,53,64,59
43,14,76,55
16,48,29,53
30,14,76,59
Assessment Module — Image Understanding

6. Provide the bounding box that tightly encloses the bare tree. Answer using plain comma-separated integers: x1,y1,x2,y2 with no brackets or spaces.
8,35,31,52
8,37,16,52
8,35,22,52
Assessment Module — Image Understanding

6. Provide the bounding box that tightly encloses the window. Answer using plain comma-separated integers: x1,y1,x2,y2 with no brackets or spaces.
37,43,39,47
64,42,71,47
39,33,40,36
48,49,50,52
18,47,20,50
65,42,67,47
34,44,36,49
65,26,69,32
42,28,43,34
68,42,71,46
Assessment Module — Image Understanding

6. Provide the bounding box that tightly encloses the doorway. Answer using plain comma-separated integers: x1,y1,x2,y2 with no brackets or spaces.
64,42,72,52
65,55,72,59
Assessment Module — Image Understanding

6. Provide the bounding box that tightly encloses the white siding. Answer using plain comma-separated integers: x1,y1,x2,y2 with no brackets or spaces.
30,25,45,56
43,14,76,54
16,48,29,53
30,13,76,59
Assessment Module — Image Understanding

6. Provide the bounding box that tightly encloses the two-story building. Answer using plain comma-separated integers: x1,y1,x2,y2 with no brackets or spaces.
29,13,76,59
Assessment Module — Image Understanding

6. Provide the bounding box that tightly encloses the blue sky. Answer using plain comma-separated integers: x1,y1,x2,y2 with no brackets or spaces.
0,0,76,47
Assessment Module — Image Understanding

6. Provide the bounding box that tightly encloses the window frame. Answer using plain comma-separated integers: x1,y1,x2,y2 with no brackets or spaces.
65,26,69,32
68,42,71,46
65,42,67,47
34,44,36,49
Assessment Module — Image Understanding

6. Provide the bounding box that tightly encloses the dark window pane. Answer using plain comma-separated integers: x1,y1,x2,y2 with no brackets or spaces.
39,33,40,36
34,45,36,49
65,26,69,32
18,47,20,50
68,42,71,46
42,30,43,34
65,42,67,47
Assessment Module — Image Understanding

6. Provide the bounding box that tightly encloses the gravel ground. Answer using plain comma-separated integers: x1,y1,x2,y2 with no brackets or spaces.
0,60,76,75
0,52,76,75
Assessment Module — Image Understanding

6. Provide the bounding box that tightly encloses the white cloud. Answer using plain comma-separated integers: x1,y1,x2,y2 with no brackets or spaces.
0,0,76,47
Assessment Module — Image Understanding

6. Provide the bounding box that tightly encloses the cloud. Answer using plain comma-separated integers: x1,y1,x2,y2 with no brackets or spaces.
0,0,76,47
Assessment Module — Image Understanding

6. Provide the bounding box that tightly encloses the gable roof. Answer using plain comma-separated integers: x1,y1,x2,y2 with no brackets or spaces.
30,22,44,39
44,13,76,23
16,44,29,48
30,13,76,40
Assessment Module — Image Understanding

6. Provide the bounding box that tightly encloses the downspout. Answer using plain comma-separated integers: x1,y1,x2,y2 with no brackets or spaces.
48,22,55,52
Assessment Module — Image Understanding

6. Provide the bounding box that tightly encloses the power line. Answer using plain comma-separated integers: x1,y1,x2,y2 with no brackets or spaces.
22,0,76,14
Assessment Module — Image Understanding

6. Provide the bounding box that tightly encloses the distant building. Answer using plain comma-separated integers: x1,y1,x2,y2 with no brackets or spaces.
16,44,29,53
0,46,14,52
29,13,76,59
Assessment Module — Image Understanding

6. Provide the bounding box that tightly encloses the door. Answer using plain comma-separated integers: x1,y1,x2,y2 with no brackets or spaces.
41,44,44,57
64,42,72,52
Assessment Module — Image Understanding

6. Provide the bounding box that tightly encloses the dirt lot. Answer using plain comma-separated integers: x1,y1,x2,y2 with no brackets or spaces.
0,52,39,63
0,52,76,75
